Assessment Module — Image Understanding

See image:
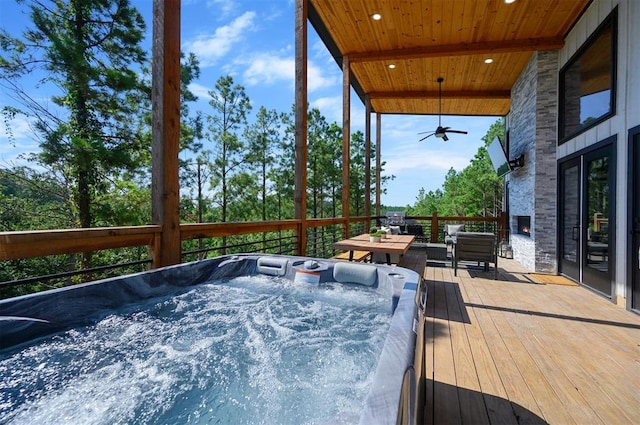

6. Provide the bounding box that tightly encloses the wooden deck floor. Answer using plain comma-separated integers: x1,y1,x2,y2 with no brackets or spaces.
398,249,640,424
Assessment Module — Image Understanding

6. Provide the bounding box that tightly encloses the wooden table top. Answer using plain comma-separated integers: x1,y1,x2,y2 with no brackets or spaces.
332,233,415,255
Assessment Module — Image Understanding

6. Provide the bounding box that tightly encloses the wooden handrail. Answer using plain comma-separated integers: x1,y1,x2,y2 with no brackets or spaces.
0,214,505,264
0,226,161,261
181,220,299,240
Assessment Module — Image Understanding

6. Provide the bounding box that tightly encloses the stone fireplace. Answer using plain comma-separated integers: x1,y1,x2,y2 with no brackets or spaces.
505,51,558,273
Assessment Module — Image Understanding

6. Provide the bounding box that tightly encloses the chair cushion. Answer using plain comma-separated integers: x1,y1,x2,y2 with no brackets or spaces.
444,224,465,236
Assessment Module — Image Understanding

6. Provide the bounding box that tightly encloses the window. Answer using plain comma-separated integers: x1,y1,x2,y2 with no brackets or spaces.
559,8,617,143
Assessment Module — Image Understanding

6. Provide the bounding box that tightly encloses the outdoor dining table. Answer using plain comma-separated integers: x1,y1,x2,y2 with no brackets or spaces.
332,233,415,265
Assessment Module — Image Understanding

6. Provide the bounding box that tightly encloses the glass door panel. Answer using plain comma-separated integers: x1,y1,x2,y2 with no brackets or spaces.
583,150,612,295
559,159,580,281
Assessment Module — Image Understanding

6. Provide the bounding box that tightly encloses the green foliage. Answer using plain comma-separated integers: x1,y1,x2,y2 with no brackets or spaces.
244,106,286,221
205,75,252,223
1,0,148,229
0,167,72,230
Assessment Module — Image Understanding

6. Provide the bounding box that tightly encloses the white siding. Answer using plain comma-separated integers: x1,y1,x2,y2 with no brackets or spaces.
559,0,639,304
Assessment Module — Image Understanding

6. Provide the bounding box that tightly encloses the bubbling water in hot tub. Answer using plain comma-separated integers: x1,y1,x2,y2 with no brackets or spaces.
0,273,394,424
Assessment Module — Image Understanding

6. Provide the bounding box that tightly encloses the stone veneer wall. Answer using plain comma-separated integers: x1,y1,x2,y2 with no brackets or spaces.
507,51,558,273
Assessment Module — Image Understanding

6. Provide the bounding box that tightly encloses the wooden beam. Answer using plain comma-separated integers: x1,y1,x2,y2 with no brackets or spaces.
151,0,181,268
375,112,381,217
348,37,565,63
342,54,350,238
368,90,512,100
364,95,371,230
294,0,308,255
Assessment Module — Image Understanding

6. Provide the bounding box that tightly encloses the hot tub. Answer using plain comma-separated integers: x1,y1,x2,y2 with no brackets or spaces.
0,254,421,424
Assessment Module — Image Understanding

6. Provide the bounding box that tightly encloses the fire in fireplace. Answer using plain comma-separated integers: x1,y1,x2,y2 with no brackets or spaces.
517,216,531,236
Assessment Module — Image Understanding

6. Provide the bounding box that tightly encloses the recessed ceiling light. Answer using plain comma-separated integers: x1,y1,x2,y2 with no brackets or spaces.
372,13,382,20
484,58,494,64
388,64,396,69
504,0,516,4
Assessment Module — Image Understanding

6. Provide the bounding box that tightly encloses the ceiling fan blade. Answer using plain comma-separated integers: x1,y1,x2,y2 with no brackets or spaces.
418,133,435,142
442,134,449,141
446,130,468,134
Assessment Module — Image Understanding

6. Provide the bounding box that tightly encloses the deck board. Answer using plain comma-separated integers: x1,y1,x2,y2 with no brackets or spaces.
394,251,640,424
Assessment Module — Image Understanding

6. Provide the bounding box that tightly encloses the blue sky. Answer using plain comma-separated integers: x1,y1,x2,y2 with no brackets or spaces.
0,0,500,207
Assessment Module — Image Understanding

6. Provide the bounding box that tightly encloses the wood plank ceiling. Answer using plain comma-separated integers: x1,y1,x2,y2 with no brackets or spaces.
308,0,591,116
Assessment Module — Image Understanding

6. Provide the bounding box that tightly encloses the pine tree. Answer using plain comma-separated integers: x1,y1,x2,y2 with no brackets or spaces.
205,75,252,223
0,0,148,231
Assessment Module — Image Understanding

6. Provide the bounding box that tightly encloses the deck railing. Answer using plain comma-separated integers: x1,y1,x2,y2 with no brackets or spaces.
0,213,505,297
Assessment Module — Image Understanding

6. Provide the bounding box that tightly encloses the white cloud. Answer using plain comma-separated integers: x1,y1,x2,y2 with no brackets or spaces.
242,54,293,86
235,51,338,95
309,96,341,119
384,147,471,174
307,61,340,92
188,82,213,100
309,95,364,126
182,11,256,67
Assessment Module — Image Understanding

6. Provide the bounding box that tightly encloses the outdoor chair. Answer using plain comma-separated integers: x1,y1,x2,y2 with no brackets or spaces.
453,232,498,279
405,224,427,243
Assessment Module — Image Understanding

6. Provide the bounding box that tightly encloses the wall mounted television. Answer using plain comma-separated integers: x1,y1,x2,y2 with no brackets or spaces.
487,135,512,178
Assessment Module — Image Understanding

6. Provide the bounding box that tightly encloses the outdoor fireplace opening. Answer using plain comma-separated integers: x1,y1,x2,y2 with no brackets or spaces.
517,216,531,236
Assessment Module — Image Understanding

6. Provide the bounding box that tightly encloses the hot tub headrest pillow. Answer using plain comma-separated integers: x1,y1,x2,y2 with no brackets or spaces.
257,256,289,276
333,262,378,287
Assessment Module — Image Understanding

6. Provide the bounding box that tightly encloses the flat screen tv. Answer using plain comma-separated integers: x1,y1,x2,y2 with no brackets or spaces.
487,135,511,178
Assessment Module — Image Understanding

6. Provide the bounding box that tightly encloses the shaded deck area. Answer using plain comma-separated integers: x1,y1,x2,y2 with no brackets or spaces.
398,248,640,424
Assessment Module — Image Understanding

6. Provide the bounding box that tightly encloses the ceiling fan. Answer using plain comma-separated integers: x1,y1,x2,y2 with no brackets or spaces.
418,77,468,142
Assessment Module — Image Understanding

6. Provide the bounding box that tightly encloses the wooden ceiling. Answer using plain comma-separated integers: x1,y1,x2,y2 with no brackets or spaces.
308,0,591,116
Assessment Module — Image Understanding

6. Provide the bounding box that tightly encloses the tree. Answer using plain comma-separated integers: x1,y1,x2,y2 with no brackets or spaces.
306,108,330,218
271,108,296,220
0,167,71,231
407,188,444,216
244,106,284,222
325,122,343,218
0,0,148,233
204,75,251,257
349,130,367,216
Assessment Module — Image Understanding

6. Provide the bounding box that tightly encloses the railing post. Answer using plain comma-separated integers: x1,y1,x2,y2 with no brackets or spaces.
431,211,439,243
151,0,182,267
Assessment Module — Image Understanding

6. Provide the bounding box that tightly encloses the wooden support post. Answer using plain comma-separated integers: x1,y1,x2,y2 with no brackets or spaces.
376,113,382,218
294,0,308,256
365,95,371,232
151,0,181,268
342,54,350,238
